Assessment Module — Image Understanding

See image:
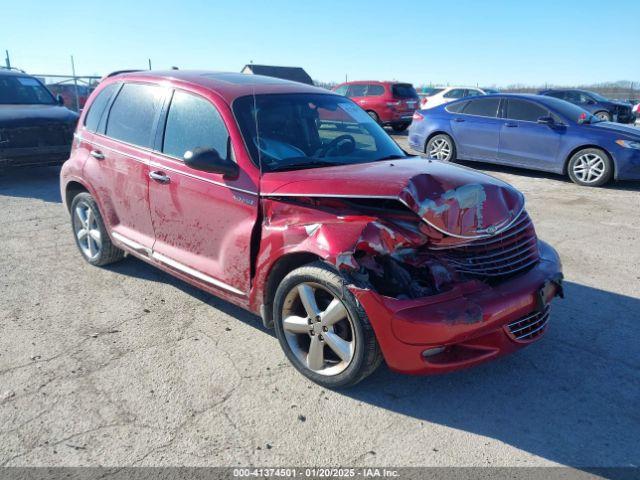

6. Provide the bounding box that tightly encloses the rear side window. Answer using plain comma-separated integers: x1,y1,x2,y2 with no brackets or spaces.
106,83,164,147
84,83,118,132
162,90,229,160
445,101,469,113
462,98,500,117
505,99,548,122
346,85,368,97
392,84,417,98
367,84,385,96
444,89,466,99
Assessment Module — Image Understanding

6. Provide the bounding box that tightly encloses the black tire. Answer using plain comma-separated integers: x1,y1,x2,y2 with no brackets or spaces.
425,133,457,161
70,192,125,266
367,110,380,124
273,261,383,388
391,122,410,132
567,147,613,187
594,111,611,122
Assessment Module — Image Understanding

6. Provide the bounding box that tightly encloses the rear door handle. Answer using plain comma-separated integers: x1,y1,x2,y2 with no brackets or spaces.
149,171,171,184
90,150,105,160
504,122,518,127
454,118,465,123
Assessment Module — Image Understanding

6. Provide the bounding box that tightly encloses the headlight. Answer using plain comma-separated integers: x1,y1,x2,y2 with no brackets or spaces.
615,139,640,149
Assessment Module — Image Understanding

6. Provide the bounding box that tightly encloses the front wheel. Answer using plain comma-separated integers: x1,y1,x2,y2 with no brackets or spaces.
426,133,456,161
594,111,611,122
273,262,383,388
70,192,125,266
567,148,613,187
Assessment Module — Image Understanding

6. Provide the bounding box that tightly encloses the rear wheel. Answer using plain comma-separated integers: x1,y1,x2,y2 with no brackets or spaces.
367,110,380,124
426,134,456,161
594,111,611,122
567,148,613,187
392,122,410,132
70,192,125,266
273,262,383,388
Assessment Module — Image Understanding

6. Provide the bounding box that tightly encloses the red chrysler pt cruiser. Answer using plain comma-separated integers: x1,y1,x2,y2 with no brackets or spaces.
60,71,563,387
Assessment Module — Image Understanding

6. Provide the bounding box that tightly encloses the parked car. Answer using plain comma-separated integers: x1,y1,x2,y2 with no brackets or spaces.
61,71,563,387
539,89,635,124
419,86,487,110
0,69,78,168
332,81,419,131
46,83,94,111
408,94,640,187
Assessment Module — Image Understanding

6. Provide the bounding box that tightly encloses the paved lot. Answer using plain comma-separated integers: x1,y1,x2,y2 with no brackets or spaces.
0,134,639,468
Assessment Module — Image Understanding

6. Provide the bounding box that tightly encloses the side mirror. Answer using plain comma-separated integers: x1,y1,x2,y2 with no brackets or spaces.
183,147,239,178
537,116,555,125
586,99,596,105
56,94,64,106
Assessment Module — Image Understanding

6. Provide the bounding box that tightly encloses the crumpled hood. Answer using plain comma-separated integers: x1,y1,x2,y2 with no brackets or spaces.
261,158,524,239
0,105,78,128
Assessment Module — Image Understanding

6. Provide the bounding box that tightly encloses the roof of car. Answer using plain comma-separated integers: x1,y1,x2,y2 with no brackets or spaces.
0,68,31,77
104,70,333,103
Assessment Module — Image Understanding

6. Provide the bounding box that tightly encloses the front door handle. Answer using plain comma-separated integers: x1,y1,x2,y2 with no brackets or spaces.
454,118,465,123
504,122,518,127
149,171,171,184
90,150,105,160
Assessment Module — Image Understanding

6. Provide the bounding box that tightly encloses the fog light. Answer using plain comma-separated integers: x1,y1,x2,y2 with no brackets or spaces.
422,346,446,357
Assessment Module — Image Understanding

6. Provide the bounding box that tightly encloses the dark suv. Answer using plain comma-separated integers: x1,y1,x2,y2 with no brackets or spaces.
539,89,635,124
0,68,78,168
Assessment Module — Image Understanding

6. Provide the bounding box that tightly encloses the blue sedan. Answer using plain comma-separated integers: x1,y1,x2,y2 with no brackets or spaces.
408,94,640,186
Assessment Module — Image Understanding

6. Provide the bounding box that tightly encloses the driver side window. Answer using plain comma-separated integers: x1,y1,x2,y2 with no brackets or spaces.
162,90,229,160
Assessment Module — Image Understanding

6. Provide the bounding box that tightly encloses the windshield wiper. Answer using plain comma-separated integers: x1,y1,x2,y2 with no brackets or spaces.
268,159,344,172
375,154,408,161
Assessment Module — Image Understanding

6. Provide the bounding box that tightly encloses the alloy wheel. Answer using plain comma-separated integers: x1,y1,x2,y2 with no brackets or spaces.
74,201,102,260
572,153,606,184
428,138,452,160
281,282,355,376
595,112,610,121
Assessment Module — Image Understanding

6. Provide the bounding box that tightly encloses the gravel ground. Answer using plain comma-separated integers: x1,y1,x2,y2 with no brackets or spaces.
0,134,639,468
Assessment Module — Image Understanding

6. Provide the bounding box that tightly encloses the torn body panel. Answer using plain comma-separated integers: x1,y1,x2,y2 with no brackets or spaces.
250,192,563,375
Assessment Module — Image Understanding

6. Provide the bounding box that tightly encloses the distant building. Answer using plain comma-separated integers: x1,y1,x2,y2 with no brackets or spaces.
241,64,313,86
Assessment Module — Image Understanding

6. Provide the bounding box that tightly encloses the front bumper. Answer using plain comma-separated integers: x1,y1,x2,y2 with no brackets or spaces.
0,145,71,168
613,146,640,180
351,241,563,375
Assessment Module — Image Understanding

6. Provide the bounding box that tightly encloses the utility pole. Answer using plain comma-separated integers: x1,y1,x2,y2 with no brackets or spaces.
70,55,80,112
4,50,10,69
148,58,152,70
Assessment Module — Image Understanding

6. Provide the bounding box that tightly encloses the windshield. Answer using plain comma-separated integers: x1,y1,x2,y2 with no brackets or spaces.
586,91,608,102
0,75,56,105
541,96,603,124
233,93,406,172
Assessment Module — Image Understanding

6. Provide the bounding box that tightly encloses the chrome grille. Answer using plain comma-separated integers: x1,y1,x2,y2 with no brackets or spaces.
506,306,550,342
437,211,540,278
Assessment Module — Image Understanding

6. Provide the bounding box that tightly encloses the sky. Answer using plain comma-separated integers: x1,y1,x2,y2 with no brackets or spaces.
2,0,639,87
